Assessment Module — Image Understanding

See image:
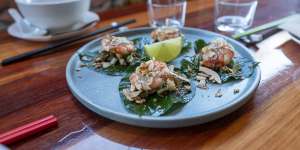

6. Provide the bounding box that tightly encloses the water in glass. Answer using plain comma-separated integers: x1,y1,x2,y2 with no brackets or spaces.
148,0,187,27
215,0,258,33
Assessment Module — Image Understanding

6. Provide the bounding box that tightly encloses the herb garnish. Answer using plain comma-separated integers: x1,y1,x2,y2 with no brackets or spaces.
194,39,207,53
181,40,192,54
179,55,201,79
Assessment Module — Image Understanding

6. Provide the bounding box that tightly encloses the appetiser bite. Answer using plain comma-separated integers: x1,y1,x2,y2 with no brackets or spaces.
79,35,147,75
180,38,258,90
119,60,196,116
123,60,190,103
196,38,235,88
200,38,235,69
151,26,183,42
94,35,136,68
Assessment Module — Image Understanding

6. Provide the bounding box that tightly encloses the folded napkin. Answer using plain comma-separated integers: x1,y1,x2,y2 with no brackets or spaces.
279,14,300,39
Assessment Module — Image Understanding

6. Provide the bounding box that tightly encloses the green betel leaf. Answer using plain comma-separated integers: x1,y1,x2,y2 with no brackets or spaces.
194,39,208,53
179,55,201,79
218,58,259,82
119,76,196,116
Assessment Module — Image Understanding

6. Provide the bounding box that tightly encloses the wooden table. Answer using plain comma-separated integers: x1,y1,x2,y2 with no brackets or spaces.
1,0,300,149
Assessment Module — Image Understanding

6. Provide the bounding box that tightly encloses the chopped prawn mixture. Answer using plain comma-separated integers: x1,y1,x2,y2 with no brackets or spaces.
151,26,182,42
200,38,234,69
123,60,191,104
102,35,135,56
93,35,136,68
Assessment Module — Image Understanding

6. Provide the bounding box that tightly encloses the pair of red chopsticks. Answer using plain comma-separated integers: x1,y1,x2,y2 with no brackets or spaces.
0,115,58,145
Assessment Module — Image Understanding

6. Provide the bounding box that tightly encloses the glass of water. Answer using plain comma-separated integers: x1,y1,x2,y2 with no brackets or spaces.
147,0,187,27
215,0,258,33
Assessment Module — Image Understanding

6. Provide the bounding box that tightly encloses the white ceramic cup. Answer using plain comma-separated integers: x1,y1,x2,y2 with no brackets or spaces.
15,0,91,32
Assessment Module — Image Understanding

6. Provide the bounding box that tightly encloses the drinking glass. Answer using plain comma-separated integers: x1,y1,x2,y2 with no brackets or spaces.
147,0,187,27
215,0,258,33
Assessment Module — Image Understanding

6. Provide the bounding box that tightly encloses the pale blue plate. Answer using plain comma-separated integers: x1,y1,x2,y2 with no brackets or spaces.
66,27,261,128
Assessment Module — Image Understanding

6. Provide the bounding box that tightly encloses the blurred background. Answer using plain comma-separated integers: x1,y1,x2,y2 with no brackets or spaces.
0,0,146,30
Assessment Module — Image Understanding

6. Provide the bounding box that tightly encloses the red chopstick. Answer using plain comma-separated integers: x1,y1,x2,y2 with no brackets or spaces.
0,115,58,145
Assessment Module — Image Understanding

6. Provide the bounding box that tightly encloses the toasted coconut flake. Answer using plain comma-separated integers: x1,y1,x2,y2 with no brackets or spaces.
169,71,190,83
135,98,146,104
110,57,118,65
166,79,177,91
199,66,222,84
196,75,206,81
119,58,126,65
197,73,209,78
197,79,207,89
151,26,182,42
234,89,240,94
102,62,111,68
184,85,191,91
80,63,87,68
215,89,223,97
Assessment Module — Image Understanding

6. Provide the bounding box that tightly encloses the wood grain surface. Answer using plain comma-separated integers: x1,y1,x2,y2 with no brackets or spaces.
0,0,300,149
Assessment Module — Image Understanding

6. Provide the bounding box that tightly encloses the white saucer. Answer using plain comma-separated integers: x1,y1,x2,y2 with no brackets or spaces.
7,11,99,42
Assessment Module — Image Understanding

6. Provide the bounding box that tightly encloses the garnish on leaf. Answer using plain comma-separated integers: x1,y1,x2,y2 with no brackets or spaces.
194,39,207,53
179,55,201,79
181,40,192,54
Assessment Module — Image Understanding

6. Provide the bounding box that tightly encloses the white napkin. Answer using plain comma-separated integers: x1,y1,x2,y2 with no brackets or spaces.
279,14,300,39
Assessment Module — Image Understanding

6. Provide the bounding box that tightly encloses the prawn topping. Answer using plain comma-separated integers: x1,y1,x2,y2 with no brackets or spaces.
151,26,182,42
91,35,137,69
123,60,190,104
101,35,135,56
200,38,234,69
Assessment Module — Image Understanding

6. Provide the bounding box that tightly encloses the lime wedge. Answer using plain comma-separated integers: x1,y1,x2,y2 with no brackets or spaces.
145,37,183,62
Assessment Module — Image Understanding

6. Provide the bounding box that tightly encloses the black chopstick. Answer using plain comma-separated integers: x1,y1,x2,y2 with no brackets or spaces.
1,19,136,66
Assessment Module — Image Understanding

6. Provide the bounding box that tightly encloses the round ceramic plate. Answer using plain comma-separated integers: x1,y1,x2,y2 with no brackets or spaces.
66,27,261,128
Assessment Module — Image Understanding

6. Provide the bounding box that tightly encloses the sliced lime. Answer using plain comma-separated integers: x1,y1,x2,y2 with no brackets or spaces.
145,37,183,62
